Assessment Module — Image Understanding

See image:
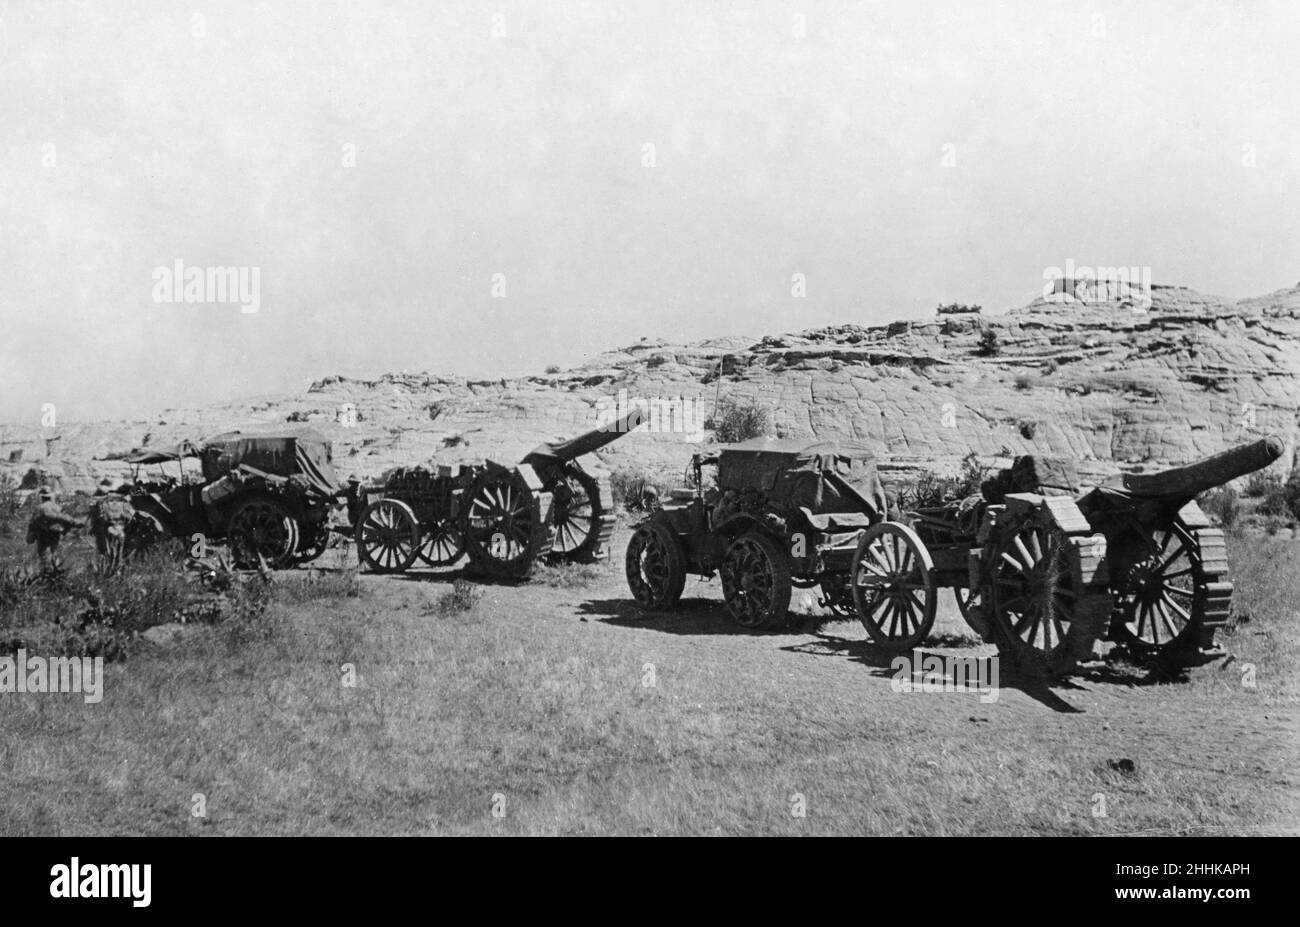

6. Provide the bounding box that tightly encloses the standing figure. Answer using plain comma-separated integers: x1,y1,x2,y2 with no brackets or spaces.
27,488,84,573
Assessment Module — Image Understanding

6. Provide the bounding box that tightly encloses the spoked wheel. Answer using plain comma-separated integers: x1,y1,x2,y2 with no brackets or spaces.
851,522,937,650
624,519,686,610
983,503,1108,676
549,471,607,563
417,519,465,567
1109,521,1229,659
229,496,300,569
464,468,550,579
720,532,792,630
355,498,420,573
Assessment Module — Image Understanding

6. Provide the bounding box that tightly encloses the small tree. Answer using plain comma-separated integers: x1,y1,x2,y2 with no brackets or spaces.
709,398,772,443
976,327,1001,357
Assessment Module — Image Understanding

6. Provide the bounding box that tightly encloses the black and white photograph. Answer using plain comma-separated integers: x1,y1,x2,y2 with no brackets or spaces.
0,0,1294,889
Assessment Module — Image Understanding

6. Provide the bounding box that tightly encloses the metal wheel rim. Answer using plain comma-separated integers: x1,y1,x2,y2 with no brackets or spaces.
468,478,533,563
551,478,597,554
991,521,1073,655
721,537,778,627
231,500,296,566
359,500,418,572
627,526,675,604
417,520,464,566
1116,525,1197,648
852,525,935,645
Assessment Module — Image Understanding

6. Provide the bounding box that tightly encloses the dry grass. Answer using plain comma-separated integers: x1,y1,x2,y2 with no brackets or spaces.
0,516,1295,835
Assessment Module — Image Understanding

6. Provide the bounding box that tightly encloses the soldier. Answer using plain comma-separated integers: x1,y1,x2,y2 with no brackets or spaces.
27,487,85,572
89,487,136,570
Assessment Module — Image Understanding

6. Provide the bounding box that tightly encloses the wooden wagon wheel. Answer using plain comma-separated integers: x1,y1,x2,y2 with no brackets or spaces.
228,496,299,569
625,518,686,610
720,531,792,629
548,470,606,563
1108,520,1230,659
954,586,988,639
355,498,420,573
416,519,464,567
851,522,937,650
982,501,1108,676
463,469,550,578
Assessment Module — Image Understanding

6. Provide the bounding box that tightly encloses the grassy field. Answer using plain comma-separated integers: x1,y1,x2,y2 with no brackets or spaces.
0,505,1296,835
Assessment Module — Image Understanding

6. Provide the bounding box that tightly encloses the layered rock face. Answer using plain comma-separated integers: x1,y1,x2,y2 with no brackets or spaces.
3,282,1297,493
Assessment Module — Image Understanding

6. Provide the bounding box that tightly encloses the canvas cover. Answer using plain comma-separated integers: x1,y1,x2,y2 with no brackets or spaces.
199,429,340,497
123,440,201,465
717,439,887,520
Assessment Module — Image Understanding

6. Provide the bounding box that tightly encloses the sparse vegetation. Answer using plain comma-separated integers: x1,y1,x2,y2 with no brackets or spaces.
533,559,607,589
976,327,1001,357
1201,485,1241,532
708,397,772,443
610,466,675,512
936,302,982,315
895,452,985,509
1243,471,1279,498
429,578,483,617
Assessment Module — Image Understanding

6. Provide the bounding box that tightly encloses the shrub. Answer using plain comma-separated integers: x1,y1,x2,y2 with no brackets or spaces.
708,397,772,443
1042,359,1059,375
545,365,561,374
1201,486,1241,531
1013,374,1036,391
1284,474,1300,522
610,466,674,512
1244,471,1279,499
646,355,668,368
429,579,483,617
955,452,984,498
1257,478,1292,519
976,328,1001,357
937,303,982,315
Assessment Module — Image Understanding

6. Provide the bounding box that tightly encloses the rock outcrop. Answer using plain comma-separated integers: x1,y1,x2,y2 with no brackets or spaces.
3,282,1297,494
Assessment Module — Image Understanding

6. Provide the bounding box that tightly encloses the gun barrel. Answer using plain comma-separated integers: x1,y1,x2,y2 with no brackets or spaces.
525,407,648,463
1120,435,1285,499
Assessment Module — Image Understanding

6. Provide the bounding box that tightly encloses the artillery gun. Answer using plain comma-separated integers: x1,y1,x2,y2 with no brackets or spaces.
354,408,644,578
909,435,1285,674
627,434,1286,676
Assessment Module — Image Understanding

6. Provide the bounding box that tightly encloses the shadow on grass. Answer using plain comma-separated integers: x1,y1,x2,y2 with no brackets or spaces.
577,596,766,636
783,632,1093,713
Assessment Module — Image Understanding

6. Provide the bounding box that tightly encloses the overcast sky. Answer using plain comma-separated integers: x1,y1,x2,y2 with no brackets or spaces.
1,0,1296,423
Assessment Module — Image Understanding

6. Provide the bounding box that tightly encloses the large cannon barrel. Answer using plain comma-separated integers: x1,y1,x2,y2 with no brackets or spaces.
1119,435,1285,499
522,407,648,465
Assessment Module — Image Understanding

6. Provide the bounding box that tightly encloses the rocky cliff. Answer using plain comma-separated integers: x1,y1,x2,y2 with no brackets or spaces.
4,282,1297,493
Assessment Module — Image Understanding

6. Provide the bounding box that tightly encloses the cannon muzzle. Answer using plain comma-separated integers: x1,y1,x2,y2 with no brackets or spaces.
1119,435,1285,500
522,407,648,465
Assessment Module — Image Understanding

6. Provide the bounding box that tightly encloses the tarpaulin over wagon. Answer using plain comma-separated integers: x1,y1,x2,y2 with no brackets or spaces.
716,438,888,521
122,440,201,464
199,429,341,497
